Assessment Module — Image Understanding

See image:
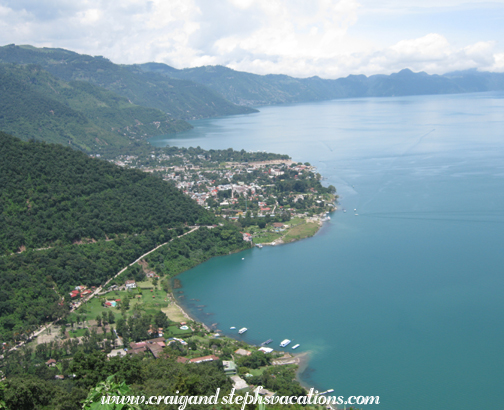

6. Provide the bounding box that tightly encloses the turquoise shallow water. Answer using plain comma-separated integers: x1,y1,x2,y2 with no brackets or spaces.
150,92,504,409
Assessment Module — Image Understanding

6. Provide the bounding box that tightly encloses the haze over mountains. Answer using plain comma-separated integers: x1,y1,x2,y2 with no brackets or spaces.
141,63,504,106
1,43,504,152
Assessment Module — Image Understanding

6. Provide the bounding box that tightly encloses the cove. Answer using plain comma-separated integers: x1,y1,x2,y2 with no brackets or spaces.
150,92,504,409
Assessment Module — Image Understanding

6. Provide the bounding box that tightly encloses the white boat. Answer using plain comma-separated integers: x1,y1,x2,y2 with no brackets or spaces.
292,344,300,349
280,339,291,347
238,327,247,334
230,326,236,330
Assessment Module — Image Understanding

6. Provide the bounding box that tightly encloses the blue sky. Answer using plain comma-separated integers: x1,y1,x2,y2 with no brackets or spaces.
0,0,502,78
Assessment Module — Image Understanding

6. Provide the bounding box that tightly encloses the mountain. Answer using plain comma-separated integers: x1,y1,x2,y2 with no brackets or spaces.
0,63,190,151
0,44,257,120
139,63,504,106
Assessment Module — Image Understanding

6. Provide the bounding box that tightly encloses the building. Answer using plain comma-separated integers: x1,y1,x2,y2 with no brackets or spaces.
189,354,220,364
125,280,137,289
222,360,237,375
234,348,251,356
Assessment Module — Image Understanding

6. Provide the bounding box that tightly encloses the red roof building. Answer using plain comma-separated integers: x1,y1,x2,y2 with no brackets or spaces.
189,355,220,364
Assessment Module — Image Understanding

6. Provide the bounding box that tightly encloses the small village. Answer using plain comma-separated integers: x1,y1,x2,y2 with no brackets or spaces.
23,273,306,398
110,146,338,245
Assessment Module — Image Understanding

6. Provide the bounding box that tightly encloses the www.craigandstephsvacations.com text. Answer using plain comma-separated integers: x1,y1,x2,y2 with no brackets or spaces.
100,387,380,409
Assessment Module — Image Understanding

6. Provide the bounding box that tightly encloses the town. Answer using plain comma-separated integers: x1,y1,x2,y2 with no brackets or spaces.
107,145,338,245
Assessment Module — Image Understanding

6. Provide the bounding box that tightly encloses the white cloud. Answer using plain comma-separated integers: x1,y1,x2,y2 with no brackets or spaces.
0,0,502,77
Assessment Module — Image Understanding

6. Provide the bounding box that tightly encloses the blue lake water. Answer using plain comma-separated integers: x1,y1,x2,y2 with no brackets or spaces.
150,92,504,409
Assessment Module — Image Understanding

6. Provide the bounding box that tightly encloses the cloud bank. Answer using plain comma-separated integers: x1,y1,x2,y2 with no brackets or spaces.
0,0,502,78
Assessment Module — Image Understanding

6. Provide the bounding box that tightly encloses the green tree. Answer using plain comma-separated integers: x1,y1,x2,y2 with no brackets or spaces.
108,311,115,325
82,375,141,410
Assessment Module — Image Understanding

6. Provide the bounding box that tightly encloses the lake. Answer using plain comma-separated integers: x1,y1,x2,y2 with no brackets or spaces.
150,92,504,409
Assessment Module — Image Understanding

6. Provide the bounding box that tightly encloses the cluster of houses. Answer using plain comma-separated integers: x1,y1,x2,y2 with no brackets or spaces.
68,285,93,299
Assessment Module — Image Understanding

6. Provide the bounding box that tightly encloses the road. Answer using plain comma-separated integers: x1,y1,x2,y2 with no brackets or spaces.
9,226,201,351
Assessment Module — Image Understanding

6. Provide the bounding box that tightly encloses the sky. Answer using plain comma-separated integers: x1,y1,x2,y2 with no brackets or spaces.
0,0,503,79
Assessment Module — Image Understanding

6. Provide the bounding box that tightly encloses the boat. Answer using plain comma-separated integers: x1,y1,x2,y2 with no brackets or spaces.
230,326,236,330
291,344,300,349
242,258,245,260
280,339,291,347
257,244,263,248
261,339,273,346
238,327,247,334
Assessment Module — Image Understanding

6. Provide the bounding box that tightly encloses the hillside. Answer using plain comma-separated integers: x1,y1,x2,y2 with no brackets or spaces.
0,44,257,120
0,132,248,341
0,132,211,253
140,63,504,106
0,63,190,151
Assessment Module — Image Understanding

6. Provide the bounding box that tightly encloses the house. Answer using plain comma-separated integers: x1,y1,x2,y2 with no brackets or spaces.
146,343,164,359
128,346,147,355
189,354,220,363
125,280,137,289
230,375,248,390
222,360,237,375
177,356,189,363
46,359,57,367
55,375,64,380
272,222,284,228
234,348,251,356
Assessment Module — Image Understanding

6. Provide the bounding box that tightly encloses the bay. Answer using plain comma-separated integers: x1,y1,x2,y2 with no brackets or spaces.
149,92,504,409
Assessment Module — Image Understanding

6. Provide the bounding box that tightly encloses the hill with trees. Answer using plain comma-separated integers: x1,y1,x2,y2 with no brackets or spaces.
139,63,504,106
0,132,249,341
0,63,191,151
0,44,257,121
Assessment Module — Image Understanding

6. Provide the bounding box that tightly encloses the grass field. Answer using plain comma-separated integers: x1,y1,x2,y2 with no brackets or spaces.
70,285,168,324
253,231,283,244
162,303,187,323
282,222,319,243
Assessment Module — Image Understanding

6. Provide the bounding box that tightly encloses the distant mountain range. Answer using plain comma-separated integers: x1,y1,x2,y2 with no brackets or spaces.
1,43,504,151
139,63,504,106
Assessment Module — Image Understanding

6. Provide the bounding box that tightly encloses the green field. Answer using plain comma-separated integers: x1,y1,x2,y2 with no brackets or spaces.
70,284,169,324
253,231,283,244
282,222,319,243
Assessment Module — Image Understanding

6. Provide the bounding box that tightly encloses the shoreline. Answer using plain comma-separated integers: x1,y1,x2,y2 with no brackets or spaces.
166,203,338,395
255,206,336,247
171,282,318,395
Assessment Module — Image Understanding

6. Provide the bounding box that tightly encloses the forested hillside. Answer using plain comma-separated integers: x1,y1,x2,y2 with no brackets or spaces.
0,132,249,341
0,44,257,120
0,63,190,151
0,132,211,253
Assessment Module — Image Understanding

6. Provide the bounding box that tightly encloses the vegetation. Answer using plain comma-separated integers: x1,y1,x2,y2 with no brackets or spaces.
0,44,257,121
0,64,190,151
0,132,252,342
140,62,504,106
0,132,211,253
